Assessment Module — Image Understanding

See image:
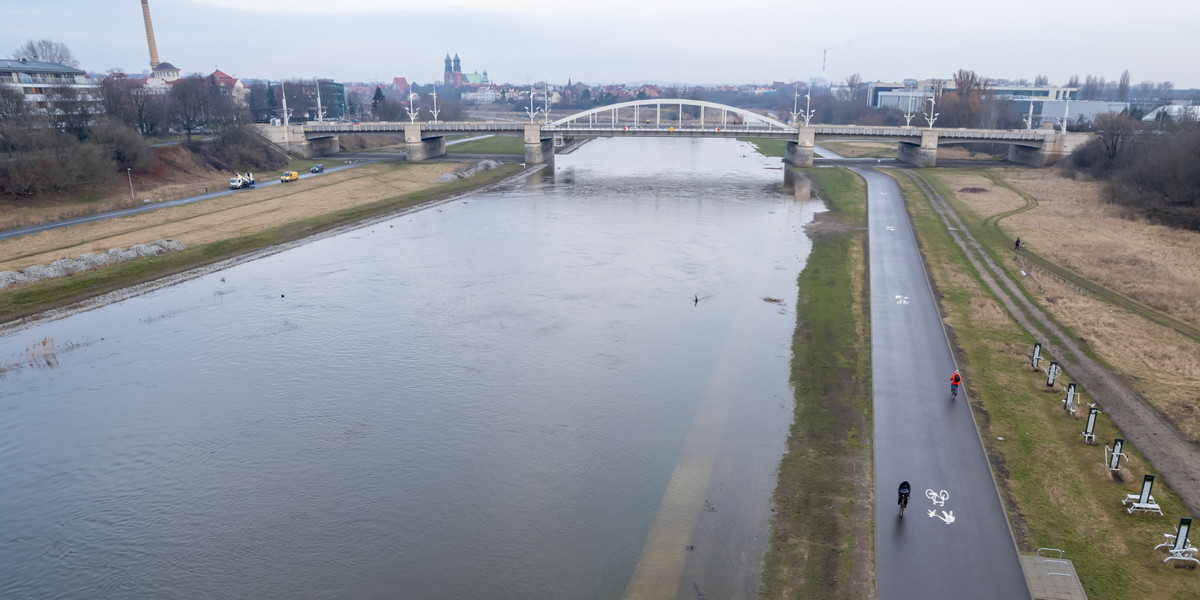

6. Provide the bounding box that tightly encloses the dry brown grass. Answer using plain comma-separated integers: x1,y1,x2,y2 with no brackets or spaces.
1022,265,1200,441
935,173,1027,219
0,162,458,272
0,146,243,232
999,169,1200,328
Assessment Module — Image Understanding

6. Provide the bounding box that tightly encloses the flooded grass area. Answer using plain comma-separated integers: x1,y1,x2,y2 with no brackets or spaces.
760,168,875,599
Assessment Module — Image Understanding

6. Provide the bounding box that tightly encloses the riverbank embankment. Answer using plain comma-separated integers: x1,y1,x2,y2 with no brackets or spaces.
0,160,524,328
760,168,875,599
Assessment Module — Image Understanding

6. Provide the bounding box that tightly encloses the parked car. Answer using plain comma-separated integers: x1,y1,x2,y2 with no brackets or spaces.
280,171,299,183
310,164,324,173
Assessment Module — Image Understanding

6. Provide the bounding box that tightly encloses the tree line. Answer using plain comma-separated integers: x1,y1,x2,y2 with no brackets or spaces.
1065,112,1200,231
2,41,285,198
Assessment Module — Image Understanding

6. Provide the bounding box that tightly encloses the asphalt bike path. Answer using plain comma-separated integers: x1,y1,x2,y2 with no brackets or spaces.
858,166,1029,599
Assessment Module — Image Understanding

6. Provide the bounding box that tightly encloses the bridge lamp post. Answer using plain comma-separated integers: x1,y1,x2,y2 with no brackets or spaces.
1023,98,1035,130
408,92,419,123
801,94,815,127
430,90,440,124
924,97,939,129
903,94,917,127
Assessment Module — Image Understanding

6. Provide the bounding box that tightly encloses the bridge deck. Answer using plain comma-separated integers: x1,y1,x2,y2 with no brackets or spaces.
300,121,1051,145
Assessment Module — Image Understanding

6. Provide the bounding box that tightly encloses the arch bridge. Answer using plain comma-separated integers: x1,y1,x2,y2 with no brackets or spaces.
299,99,1075,168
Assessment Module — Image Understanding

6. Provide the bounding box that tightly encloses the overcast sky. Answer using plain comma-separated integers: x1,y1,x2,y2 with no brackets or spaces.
4,0,1198,89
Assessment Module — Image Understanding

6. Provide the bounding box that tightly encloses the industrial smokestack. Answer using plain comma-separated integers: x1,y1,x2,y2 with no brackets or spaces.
141,0,160,69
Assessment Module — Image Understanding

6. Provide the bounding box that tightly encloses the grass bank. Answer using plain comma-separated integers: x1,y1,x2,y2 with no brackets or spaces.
445,135,525,154
761,167,874,599
892,170,1200,599
739,138,786,158
0,165,521,324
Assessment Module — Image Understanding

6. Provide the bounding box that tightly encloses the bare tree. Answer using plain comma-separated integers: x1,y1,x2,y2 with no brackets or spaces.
131,91,167,135
1094,112,1134,160
1034,74,1049,86
168,78,211,140
837,73,864,104
11,39,79,67
95,78,137,127
1067,74,1080,88
1117,69,1131,101
941,69,987,127
1155,80,1175,102
44,86,93,140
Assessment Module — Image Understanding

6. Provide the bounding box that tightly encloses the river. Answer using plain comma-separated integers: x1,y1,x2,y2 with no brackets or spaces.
0,137,821,599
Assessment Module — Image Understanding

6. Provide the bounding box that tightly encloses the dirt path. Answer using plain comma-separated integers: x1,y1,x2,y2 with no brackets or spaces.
0,162,458,272
904,169,1200,518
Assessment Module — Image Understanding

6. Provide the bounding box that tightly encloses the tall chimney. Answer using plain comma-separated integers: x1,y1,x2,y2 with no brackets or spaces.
141,0,160,69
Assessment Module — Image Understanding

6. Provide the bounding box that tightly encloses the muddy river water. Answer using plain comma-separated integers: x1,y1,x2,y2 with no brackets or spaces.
0,137,821,599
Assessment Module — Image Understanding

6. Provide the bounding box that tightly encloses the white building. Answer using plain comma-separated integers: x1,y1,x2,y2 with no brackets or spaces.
0,58,93,112
1142,104,1200,122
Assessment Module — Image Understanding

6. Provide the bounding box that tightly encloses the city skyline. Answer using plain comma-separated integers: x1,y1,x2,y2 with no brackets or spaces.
3,0,1199,89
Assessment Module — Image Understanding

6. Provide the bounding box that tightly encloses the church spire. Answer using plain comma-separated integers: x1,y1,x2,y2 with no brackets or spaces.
444,54,452,72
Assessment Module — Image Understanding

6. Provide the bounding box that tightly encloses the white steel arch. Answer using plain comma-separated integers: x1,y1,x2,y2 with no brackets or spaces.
548,99,792,130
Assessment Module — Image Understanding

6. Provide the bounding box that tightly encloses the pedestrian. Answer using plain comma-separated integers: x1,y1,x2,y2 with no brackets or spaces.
1014,237,1021,251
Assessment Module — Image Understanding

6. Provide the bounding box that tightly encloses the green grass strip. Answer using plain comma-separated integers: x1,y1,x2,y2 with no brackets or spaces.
761,168,874,599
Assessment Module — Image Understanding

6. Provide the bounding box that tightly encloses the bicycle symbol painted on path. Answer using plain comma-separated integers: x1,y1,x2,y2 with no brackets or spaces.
926,489,949,506
924,489,956,525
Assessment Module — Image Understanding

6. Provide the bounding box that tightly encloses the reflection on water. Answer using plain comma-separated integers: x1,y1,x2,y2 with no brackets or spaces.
0,138,821,599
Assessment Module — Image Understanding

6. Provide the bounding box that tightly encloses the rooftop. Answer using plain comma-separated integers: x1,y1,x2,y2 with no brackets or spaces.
0,58,86,75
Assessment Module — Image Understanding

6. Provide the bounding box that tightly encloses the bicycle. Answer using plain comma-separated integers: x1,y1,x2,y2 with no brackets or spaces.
950,382,959,400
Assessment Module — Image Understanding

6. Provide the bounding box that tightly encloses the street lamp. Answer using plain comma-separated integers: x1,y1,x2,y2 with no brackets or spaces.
126,168,135,203
526,82,538,122
801,93,815,127
408,92,419,123
1022,98,1035,130
924,97,939,129
903,94,917,127
430,89,440,123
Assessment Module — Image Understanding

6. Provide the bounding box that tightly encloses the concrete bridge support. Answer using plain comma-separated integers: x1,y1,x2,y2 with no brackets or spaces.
896,130,938,167
1007,143,1048,167
404,124,446,161
305,136,340,156
784,126,816,167
783,167,813,200
524,123,555,165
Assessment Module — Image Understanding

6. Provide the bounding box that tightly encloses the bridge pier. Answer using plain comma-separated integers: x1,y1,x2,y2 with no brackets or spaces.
525,123,555,165
784,126,816,167
783,167,813,200
896,130,938,167
404,124,446,161
1007,143,1048,167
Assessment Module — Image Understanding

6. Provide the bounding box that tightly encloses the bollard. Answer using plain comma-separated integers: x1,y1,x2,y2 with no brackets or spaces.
1047,361,1058,387
1082,405,1099,443
1032,343,1041,369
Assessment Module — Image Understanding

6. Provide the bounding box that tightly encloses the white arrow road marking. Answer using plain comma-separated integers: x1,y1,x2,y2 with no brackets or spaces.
927,510,956,524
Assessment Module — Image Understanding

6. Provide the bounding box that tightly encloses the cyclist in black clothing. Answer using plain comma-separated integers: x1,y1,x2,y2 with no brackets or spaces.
898,481,911,516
